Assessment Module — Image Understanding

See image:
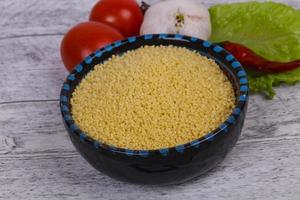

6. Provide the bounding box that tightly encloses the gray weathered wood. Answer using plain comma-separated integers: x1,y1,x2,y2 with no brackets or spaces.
0,35,67,102
0,101,72,155
1,0,299,39
1,0,300,103
0,139,299,200
0,0,95,38
1,95,300,155
1,0,300,199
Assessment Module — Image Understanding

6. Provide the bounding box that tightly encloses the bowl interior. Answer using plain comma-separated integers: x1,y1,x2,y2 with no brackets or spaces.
60,34,248,156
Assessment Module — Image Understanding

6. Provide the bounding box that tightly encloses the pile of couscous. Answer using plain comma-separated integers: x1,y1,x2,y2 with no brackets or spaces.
71,45,235,150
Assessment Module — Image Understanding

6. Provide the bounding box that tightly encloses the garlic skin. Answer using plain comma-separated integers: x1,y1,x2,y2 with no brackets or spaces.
140,0,211,40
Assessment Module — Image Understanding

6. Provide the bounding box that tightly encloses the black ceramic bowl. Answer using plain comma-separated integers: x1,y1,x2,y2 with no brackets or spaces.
60,34,248,185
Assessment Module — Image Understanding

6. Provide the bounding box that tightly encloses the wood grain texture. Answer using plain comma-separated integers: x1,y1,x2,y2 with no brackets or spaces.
0,35,66,102
0,0,300,199
0,101,72,155
0,0,95,38
0,0,299,103
0,139,299,200
1,95,300,155
1,0,299,39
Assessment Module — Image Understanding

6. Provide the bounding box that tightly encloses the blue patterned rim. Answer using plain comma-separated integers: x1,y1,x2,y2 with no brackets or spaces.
60,34,248,157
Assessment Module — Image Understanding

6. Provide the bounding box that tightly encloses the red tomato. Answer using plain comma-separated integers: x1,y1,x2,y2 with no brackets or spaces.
89,0,143,37
60,22,124,72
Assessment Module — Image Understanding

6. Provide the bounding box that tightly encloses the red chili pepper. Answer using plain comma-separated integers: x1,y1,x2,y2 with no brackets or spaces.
220,41,300,73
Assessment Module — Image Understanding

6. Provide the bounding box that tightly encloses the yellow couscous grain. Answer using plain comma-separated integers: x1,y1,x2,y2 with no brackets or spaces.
71,45,235,150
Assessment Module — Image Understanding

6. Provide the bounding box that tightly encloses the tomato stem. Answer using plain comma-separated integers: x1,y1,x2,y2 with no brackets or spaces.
140,1,150,14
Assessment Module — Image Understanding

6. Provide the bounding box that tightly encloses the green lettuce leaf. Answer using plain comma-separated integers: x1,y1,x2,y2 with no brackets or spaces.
209,2,300,98
248,68,300,98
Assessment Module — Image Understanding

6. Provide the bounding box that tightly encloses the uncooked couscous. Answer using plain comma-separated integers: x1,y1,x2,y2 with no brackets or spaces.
71,45,235,150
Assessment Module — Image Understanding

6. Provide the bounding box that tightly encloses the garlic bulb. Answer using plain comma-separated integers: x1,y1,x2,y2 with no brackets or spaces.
140,0,211,40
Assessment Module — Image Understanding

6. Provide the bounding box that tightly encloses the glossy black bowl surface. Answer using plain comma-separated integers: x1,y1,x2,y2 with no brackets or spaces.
60,34,248,185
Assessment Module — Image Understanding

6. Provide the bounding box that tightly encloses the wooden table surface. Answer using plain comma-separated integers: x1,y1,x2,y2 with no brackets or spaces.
1,0,300,199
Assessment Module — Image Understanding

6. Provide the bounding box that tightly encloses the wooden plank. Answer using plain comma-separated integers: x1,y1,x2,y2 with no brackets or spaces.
0,35,67,102
0,0,95,38
1,0,300,103
1,0,300,199
1,97,300,155
243,89,300,140
0,139,299,200
0,101,73,155
1,0,299,38
2,29,300,108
